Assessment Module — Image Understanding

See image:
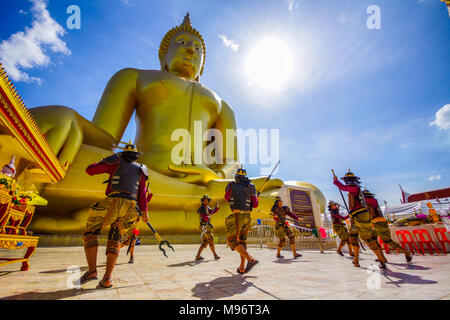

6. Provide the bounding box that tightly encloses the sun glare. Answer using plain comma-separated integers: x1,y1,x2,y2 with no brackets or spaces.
245,38,294,92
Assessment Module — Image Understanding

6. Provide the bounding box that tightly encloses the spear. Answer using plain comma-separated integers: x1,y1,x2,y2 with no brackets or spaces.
257,160,280,197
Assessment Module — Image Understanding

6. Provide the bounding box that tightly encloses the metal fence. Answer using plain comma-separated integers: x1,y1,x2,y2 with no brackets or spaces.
247,218,337,251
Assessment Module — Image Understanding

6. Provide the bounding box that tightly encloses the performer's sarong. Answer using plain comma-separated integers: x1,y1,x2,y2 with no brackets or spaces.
351,210,377,240
372,219,392,242
225,212,251,250
333,224,349,241
200,223,214,246
275,223,295,246
84,197,138,238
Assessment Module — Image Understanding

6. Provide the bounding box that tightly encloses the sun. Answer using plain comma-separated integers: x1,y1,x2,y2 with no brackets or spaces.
245,38,294,92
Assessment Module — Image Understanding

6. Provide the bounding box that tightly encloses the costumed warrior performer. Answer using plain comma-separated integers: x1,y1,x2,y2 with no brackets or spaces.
224,166,259,274
363,189,412,262
333,170,387,269
195,195,221,261
271,196,302,259
79,142,149,288
328,201,354,257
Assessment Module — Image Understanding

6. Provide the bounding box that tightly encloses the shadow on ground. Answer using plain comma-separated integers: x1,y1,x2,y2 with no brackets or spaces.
381,269,438,286
273,258,309,264
191,269,280,300
0,284,138,300
167,260,212,267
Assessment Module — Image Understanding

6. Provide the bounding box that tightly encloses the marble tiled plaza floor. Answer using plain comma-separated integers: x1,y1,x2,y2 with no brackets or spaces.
0,244,449,300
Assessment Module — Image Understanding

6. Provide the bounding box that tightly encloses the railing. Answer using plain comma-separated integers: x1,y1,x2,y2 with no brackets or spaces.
247,218,337,251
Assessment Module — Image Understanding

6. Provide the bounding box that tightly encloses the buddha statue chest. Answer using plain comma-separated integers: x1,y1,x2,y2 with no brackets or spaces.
135,70,221,133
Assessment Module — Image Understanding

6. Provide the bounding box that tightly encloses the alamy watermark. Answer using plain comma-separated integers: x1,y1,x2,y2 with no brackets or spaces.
367,5,381,30
66,265,81,289
171,121,280,175
366,264,381,290
66,5,81,30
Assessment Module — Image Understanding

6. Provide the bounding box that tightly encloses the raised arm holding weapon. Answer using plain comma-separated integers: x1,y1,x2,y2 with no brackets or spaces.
332,169,387,269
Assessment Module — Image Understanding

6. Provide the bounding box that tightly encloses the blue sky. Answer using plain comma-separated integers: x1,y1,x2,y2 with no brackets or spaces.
0,0,449,206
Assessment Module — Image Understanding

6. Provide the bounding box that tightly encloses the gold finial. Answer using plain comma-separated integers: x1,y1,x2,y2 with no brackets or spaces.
182,12,192,27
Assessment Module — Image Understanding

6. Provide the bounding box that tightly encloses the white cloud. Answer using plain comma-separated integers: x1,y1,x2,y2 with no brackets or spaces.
430,104,450,131
400,142,415,149
0,0,70,84
287,0,298,11
218,34,239,52
428,174,442,181
121,0,135,6
19,9,27,15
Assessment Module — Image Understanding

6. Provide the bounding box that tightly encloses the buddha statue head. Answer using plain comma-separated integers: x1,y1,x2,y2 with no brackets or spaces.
159,12,206,81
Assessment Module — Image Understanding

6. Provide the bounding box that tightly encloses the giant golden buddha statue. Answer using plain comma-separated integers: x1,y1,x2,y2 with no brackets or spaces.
29,13,325,235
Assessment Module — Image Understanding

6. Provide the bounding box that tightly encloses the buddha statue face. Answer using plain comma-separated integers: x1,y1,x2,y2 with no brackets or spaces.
163,31,204,80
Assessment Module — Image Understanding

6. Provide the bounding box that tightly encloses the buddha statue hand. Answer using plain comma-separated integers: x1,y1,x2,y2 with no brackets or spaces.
168,163,223,185
30,106,116,166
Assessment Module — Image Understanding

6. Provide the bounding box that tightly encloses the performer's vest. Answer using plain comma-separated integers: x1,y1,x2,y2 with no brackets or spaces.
272,206,288,224
198,205,212,224
228,182,253,211
366,199,383,220
347,187,366,216
330,210,344,225
106,155,147,197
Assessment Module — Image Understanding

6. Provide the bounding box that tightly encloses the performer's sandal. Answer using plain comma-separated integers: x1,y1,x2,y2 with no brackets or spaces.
405,253,413,263
337,251,344,256
214,255,221,260
128,257,134,264
245,259,259,273
195,256,204,261
352,260,360,267
276,254,284,259
293,253,302,258
79,270,97,284
236,267,245,275
98,278,113,289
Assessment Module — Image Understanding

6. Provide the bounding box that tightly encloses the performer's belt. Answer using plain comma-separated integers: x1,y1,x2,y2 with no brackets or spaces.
107,192,137,201
232,210,251,213
372,217,386,223
349,207,367,217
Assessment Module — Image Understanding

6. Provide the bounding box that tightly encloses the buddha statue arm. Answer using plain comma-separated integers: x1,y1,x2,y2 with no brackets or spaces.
29,106,116,167
167,100,239,184
211,100,239,178
92,68,139,141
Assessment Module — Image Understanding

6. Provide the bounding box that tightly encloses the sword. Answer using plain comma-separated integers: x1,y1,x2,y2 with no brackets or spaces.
257,160,280,197
126,234,136,256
